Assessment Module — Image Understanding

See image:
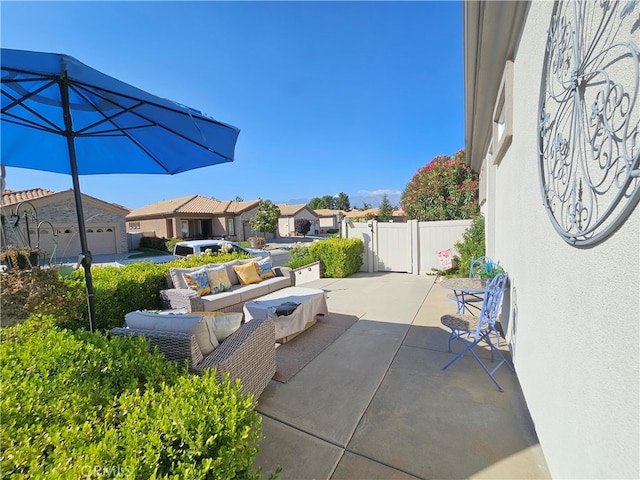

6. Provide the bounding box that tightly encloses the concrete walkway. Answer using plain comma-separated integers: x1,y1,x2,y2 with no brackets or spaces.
254,272,550,480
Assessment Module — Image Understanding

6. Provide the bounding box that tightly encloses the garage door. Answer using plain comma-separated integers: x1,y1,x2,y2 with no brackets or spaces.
36,226,117,259
86,227,117,255
36,227,81,260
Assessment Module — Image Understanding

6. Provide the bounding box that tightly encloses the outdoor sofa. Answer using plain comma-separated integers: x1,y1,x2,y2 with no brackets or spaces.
160,259,295,313
110,312,276,399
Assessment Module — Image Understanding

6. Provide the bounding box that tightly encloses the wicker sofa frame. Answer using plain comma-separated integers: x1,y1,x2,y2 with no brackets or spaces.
110,316,276,400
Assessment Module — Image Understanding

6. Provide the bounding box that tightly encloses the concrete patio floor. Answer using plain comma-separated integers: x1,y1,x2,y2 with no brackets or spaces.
254,272,550,480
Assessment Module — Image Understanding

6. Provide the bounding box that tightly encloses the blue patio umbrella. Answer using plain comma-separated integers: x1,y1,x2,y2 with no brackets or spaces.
1,48,240,332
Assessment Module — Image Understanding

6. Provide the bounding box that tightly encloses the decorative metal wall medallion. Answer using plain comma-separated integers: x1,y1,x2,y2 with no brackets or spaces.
538,0,640,246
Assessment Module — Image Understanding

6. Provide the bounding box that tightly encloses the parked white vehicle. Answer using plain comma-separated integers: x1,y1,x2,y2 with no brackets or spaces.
172,240,270,259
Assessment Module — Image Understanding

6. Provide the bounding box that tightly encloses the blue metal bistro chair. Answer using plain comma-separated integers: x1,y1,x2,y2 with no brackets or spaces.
447,256,496,315
470,256,495,278
440,273,514,392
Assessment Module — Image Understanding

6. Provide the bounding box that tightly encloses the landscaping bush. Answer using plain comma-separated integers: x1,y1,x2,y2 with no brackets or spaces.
288,243,313,264
0,317,271,479
309,237,363,278
284,244,319,270
139,235,170,253
68,252,253,331
165,237,184,253
286,255,319,270
453,214,485,277
0,268,86,329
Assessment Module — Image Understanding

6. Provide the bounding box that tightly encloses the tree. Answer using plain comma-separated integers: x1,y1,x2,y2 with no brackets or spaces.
308,197,323,209
361,202,372,210
400,150,479,221
295,218,311,237
249,199,280,236
377,194,394,222
334,192,351,211
234,196,244,202
321,195,335,209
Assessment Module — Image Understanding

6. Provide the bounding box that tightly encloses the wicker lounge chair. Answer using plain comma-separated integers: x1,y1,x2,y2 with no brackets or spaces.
110,316,276,400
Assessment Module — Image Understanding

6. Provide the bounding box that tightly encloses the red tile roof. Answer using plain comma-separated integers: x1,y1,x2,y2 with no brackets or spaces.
2,188,57,207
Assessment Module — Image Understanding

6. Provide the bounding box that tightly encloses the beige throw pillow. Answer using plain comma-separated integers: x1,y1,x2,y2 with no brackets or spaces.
194,311,243,342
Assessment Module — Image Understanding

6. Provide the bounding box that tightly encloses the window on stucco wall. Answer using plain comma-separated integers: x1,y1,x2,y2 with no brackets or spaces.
492,60,513,165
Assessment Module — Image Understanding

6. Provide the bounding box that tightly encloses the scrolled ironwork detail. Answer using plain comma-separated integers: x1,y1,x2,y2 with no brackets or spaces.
538,0,640,246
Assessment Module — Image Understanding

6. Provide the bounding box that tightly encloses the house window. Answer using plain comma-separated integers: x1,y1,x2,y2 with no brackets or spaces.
492,60,513,165
181,220,189,238
227,218,235,236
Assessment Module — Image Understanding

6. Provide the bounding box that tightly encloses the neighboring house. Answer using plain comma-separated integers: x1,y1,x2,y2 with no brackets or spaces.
1,188,129,260
392,208,405,223
344,208,375,222
465,2,638,478
313,208,345,233
345,208,404,223
276,204,319,237
126,195,261,242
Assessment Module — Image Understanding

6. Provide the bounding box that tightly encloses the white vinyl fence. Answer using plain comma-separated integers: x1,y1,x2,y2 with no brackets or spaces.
343,219,472,275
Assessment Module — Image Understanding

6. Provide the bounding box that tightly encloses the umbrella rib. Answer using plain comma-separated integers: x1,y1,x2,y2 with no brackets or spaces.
70,83,235,161
1,76,65,134
1,115,62,135
68,84,152,136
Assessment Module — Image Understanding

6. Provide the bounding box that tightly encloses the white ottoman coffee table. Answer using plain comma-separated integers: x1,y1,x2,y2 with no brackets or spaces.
243,286,328,342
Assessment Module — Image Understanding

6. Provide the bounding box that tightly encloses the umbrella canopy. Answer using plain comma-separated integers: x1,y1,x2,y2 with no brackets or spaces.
1,48,240,331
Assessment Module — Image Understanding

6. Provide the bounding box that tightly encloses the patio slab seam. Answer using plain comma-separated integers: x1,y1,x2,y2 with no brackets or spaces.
257,298,428,480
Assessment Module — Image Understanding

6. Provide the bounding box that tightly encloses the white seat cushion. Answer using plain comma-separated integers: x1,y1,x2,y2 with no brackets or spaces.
124,310,219,355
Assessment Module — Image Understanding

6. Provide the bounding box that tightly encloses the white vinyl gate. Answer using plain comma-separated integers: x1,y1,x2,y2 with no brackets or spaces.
343,219,472,275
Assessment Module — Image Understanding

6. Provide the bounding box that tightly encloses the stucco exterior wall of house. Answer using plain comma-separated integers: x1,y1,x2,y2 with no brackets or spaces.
211,217,226,237
129,218,169,238
483,2,639,478
318,216,337,231
5,196,129,257
277,210,318,237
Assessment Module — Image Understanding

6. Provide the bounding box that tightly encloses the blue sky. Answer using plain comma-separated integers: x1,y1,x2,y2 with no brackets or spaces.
1,1,464,210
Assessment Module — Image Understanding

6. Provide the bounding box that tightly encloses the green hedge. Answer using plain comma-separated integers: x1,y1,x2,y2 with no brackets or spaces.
69,252,252,331
309,237,363,278
0,317,271,479
285,255,319,270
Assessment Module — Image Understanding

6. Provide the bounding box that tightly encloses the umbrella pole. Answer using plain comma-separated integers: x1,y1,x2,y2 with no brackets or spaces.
60,77,96,333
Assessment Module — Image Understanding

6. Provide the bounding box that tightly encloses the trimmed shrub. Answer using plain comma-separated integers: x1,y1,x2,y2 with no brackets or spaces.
69,252,252,331
139,236,170,252
0,317,271,479
309,238,363,278
286,256,319,270
288,244,313,264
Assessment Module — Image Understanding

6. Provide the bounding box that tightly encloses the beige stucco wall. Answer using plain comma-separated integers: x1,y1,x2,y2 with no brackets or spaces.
278,210,318,237
3,196,128,257
130,218,169,238
482,2,639,478
318,216,337,231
